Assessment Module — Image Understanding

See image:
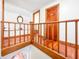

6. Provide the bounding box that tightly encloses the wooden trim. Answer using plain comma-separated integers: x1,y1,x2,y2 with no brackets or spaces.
2,0,4,21
30,22,34,43
60,41,79,48
14,23,16,44
2,42,31,56
65,22,67,57
33,10,40,23
1,0,5,48
33,43,65,59
24,24,25,42
57,23,59,53
19,24,21,43
8,22,10,46
4,34,30,39
75,21,78,59
27,24,28,41
38,24,39,43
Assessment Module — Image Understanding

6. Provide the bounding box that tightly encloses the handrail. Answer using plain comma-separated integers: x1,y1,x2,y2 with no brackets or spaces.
0,19,79,25
0,21,29,25
32,19,79,25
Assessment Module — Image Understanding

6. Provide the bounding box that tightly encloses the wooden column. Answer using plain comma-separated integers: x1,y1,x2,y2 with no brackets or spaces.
24,24,25,42
27,24,28,41
75,21,78,59
57,22,60,53
38,24,39,43
1,0,5,48
8,22,10,46
19,24,21,43
14,23,16,44
30,22,34,44
65,22,67,57
43,24,46,46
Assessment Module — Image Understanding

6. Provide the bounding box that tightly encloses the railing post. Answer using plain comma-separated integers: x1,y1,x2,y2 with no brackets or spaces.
65,22,67,57
75,21,78,59
14,23,16,44
8,22,10,47
30,22,34,44
1,0,5,48
19,23,21,43
57,22,59,53
24,24,25,42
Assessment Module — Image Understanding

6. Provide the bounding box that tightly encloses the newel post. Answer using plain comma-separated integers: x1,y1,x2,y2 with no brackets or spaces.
30,22,34,44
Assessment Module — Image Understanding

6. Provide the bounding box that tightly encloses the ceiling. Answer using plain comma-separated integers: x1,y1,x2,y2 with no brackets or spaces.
5,0,56,12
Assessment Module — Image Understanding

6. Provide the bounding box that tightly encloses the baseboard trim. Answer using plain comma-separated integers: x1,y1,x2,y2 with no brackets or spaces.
33,43,65,59
60,41,79,48
2,42,31,56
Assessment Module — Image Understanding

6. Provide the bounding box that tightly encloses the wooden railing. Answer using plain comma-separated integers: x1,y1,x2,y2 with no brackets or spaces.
32,20,79,59
0,21,31,49
0,20,79,59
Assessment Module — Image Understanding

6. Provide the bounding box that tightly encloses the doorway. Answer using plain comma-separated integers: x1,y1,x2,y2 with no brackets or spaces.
46,4,59,41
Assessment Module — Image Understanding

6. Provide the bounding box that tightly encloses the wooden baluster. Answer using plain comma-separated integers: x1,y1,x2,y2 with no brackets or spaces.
38,24,40,44
57,22,60,53
52,23,54,50
75,21,78,59
27,24,28,42
14,23,16,44
19,24,21,43
34,24,36,43
38,24,39,44
65,22,67,57
47,24,49,48
44,24,46,39
24,24,25,42
1,22,4,48
8,22,10,47
48,24,49,40
37,24,40,44
40,24,42,44
1,0,4,48
33,24,34,42
43,24,46,46
30,22,34,43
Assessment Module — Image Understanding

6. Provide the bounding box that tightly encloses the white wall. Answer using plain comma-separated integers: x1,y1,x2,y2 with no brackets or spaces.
60,0,79,20
5,2,32,23
39,0,79,45
59,0,79,45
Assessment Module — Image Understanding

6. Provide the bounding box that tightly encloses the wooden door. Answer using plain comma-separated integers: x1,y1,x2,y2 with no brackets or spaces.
46,5,59,41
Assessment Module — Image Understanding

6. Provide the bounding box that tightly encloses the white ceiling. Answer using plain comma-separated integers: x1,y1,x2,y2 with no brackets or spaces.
5,0,56,12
